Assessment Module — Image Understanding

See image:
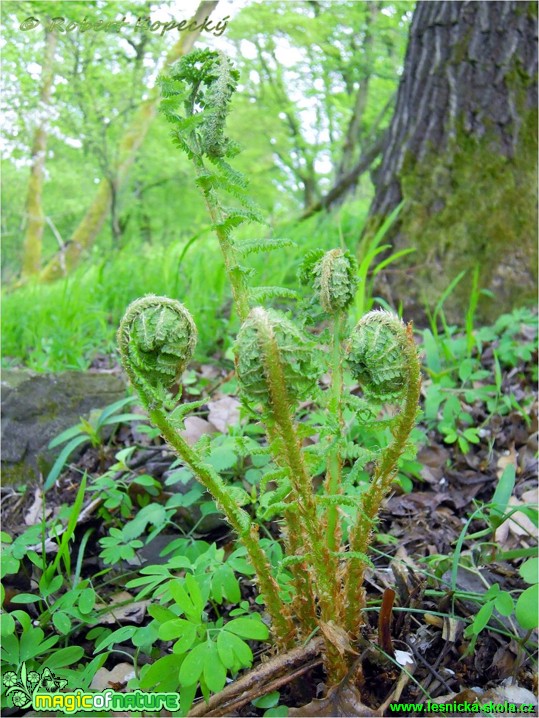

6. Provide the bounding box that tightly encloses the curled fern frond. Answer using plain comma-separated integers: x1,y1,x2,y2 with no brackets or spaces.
117,295,197,403
234,307,320,413
346,310,409,402
299,248,358,314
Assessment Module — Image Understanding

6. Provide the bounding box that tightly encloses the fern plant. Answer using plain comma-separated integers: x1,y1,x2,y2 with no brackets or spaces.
118,50,421,690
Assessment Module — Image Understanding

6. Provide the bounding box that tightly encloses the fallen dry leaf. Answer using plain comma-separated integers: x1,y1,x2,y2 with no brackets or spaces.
435,683,539,711
24,487,47,526
319,620,358,657
289,682,375,717
482,682,538,708
496,449,518,477
521,487,538,505
94,591,148,625
90,663,135,691
181,416,217,444
495,495,537,546
207,396,241,433
417,445,449,484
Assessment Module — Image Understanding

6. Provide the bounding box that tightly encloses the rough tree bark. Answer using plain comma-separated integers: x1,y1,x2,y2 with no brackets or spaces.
38,0,218,283
21,28,57,278
364,1,537,321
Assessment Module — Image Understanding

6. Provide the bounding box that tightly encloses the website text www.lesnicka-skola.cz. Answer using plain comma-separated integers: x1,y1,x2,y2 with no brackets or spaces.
388,699,537,715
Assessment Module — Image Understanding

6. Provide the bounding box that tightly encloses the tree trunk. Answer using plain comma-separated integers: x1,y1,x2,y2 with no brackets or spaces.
38,0,218,283
21,28,57,278
364,1,537,322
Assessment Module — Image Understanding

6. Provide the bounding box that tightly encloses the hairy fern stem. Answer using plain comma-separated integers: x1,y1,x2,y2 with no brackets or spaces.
117,297,294,647
344,318,421,635
192,158,251,321
324,312,345,553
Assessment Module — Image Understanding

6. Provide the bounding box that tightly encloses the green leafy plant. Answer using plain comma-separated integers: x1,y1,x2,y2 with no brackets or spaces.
83,544,269,714
421,304,537,455
44,397,146,491
116,48,421,690
421,465,538,653
515,558,539,631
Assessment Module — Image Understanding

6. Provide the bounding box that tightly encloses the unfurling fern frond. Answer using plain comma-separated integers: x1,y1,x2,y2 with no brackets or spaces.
117,295,197,405
300,248,358,314
234,307,320,413
162,49,239,160
347,310,409,402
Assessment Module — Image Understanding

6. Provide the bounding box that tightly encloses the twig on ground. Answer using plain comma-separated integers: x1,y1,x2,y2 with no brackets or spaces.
188,638,324,717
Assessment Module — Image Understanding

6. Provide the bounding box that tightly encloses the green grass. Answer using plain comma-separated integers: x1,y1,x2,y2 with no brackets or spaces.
2,200,370,371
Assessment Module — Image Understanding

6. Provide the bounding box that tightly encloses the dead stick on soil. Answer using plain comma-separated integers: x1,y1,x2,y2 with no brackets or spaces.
188,638,324,717
203,658,323,717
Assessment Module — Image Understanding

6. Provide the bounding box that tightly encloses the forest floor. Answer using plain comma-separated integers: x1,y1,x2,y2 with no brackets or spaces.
1,312,538,717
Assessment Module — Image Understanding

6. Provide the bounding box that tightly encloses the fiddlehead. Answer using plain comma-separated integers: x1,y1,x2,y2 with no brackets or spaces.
344,309,421,634
346,309,410,402
234,307,320,413
299,248,358,315
117,294,197,406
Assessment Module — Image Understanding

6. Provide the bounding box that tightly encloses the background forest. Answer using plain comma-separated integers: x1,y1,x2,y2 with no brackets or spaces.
1,1,538,716
2,0,416,366
2,0,537,366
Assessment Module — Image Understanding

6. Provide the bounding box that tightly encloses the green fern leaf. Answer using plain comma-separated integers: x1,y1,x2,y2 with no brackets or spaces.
208,156,248,189
237,238,296,257
249,287,299,303
260,467,289,491
168,399,206,429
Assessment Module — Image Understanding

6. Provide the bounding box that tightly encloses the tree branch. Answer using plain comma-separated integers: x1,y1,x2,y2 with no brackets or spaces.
300,133,386,220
